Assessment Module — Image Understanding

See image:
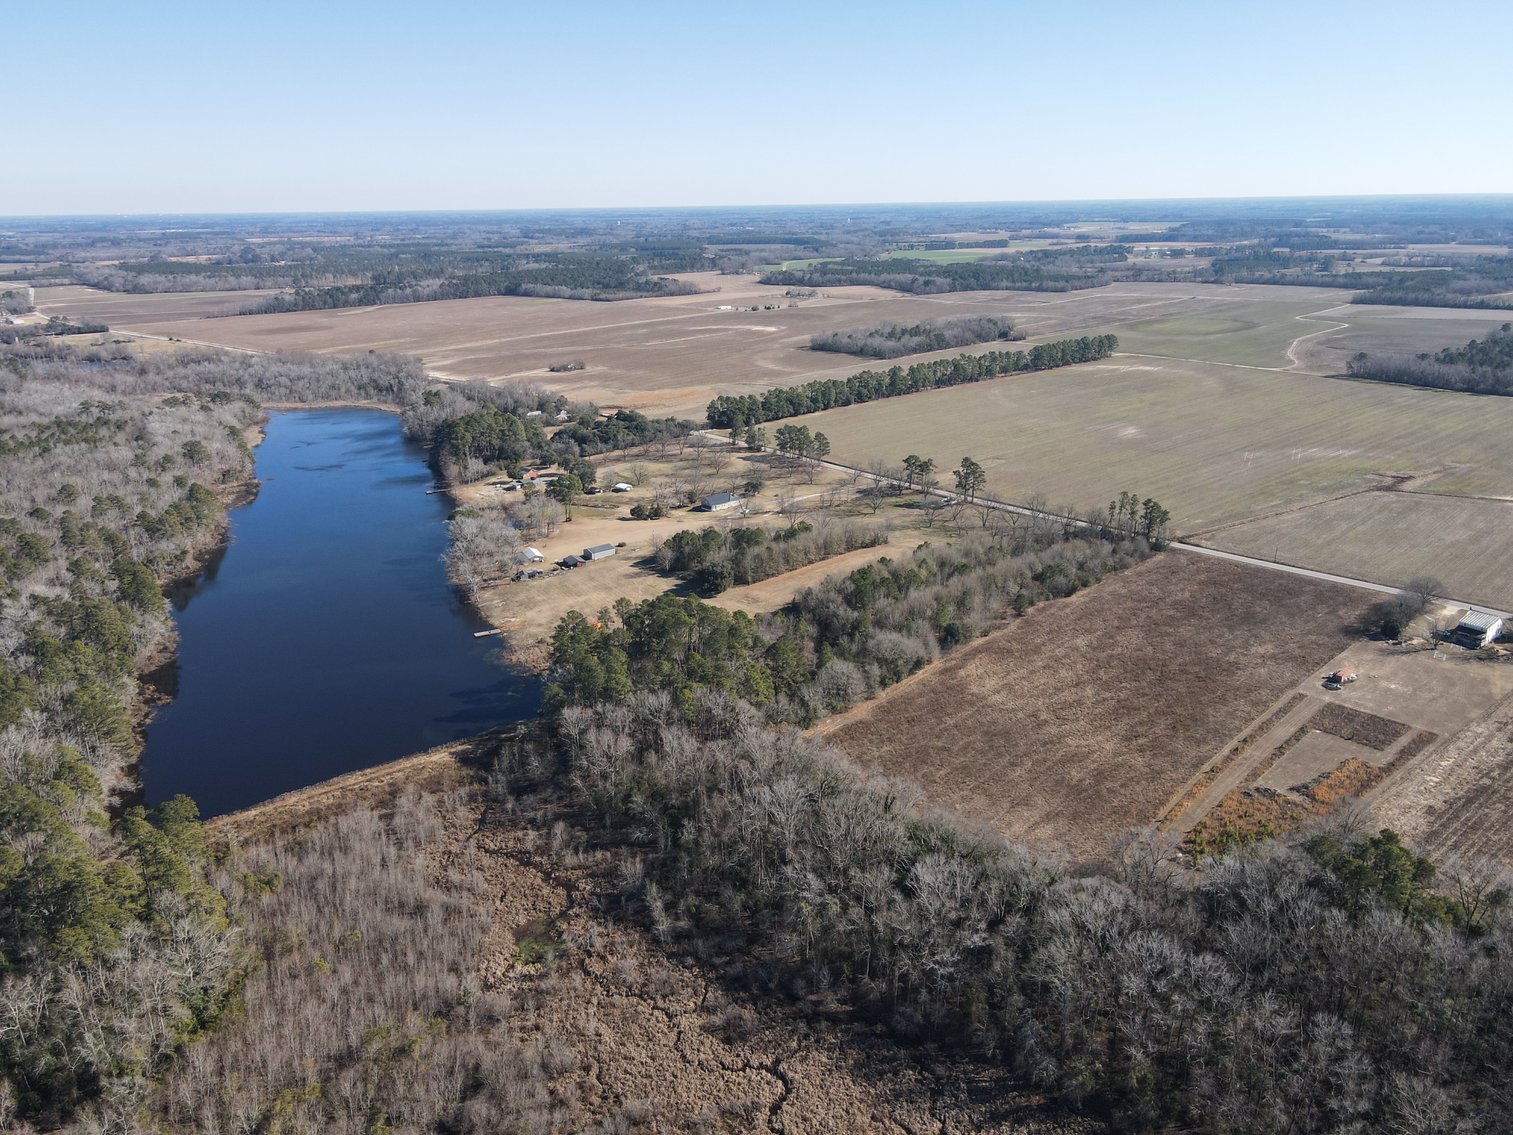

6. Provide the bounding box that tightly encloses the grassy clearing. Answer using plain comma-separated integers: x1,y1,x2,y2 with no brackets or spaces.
816,552,1370,860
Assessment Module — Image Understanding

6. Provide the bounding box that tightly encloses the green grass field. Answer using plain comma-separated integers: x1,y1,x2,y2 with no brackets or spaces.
792,355,1513,603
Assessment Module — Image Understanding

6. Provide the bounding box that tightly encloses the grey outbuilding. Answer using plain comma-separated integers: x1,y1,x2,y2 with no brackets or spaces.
583,544,617,561
700,491,742,512
1451,610,1505,648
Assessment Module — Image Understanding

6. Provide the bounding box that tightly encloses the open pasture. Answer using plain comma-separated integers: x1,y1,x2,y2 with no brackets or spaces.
815,552,1371,860
95,278,1355,419
1106,291,1349,368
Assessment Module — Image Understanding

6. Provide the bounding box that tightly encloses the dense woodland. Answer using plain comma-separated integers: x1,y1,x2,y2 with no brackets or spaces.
242,256,703,312
810,315,1021,358
0,344,535,1128
656,519,890,596
547,524,1156,724
762,247,1131,294
1347,322,1513,395
0,350,263,1126
706,334,1118,427
514,691,1513,1135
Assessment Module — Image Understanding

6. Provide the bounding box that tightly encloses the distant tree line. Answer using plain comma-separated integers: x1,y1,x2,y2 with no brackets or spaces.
810,315,1022,359
707,335,1118,427
760,248,1127,294
242,256,703,314
1347,323,1513,395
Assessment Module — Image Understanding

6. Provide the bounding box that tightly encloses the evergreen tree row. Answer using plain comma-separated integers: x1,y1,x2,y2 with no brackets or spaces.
706,335,1117,428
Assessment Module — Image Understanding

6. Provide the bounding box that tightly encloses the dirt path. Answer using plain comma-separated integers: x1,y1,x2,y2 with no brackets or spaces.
1286,310,1352,371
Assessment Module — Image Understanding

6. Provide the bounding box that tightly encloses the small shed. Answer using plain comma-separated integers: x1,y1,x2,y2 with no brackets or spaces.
700,491,741,512
561,554,583,569
1453,611,1505,648
517,547,544,564
583,544,617,561
611,482,633,492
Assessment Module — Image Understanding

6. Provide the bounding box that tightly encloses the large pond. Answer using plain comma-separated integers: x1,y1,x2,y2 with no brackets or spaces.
142,408,539,816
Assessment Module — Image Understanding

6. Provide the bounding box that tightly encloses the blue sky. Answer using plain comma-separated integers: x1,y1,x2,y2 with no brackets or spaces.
5,0,1510,215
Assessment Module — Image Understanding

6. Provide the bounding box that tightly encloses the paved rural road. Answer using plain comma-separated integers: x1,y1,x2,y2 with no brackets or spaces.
699,431,1512,620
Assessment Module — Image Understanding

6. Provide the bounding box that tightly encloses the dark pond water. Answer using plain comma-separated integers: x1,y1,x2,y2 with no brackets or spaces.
142,408,539,816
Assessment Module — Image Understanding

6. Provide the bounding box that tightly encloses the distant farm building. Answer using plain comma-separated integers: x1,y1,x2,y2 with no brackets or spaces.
561,554,583,569
582,544,617,561
611,482,633,492
700,492,742,512
1451,611,1505,648
516,547,544,564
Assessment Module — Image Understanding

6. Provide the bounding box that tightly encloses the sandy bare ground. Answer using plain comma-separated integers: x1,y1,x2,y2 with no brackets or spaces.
815,551,1373,862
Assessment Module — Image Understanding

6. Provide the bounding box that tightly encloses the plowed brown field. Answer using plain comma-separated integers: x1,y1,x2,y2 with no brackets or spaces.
815,551,1372,861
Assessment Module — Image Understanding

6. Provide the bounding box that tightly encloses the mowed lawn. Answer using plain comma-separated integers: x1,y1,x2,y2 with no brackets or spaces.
816,552,1371,861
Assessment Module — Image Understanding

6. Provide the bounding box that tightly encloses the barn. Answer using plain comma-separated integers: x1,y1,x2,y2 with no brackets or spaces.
516,547,544,564
1451,610,1505,648
583,544,617,561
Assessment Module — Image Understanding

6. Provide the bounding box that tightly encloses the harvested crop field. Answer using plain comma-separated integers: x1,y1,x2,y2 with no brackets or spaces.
1287,303,1513,375
815,550,1372,861
794,353,1513,605
85,278,1350,419
32,284,285,323
1373,693,1513,868
1194,492,1513,609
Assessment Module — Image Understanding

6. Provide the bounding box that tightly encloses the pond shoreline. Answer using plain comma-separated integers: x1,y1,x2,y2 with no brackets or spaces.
134,405,539,817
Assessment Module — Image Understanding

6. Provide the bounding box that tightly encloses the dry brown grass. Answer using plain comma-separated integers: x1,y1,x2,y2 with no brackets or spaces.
816,550,1372,861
